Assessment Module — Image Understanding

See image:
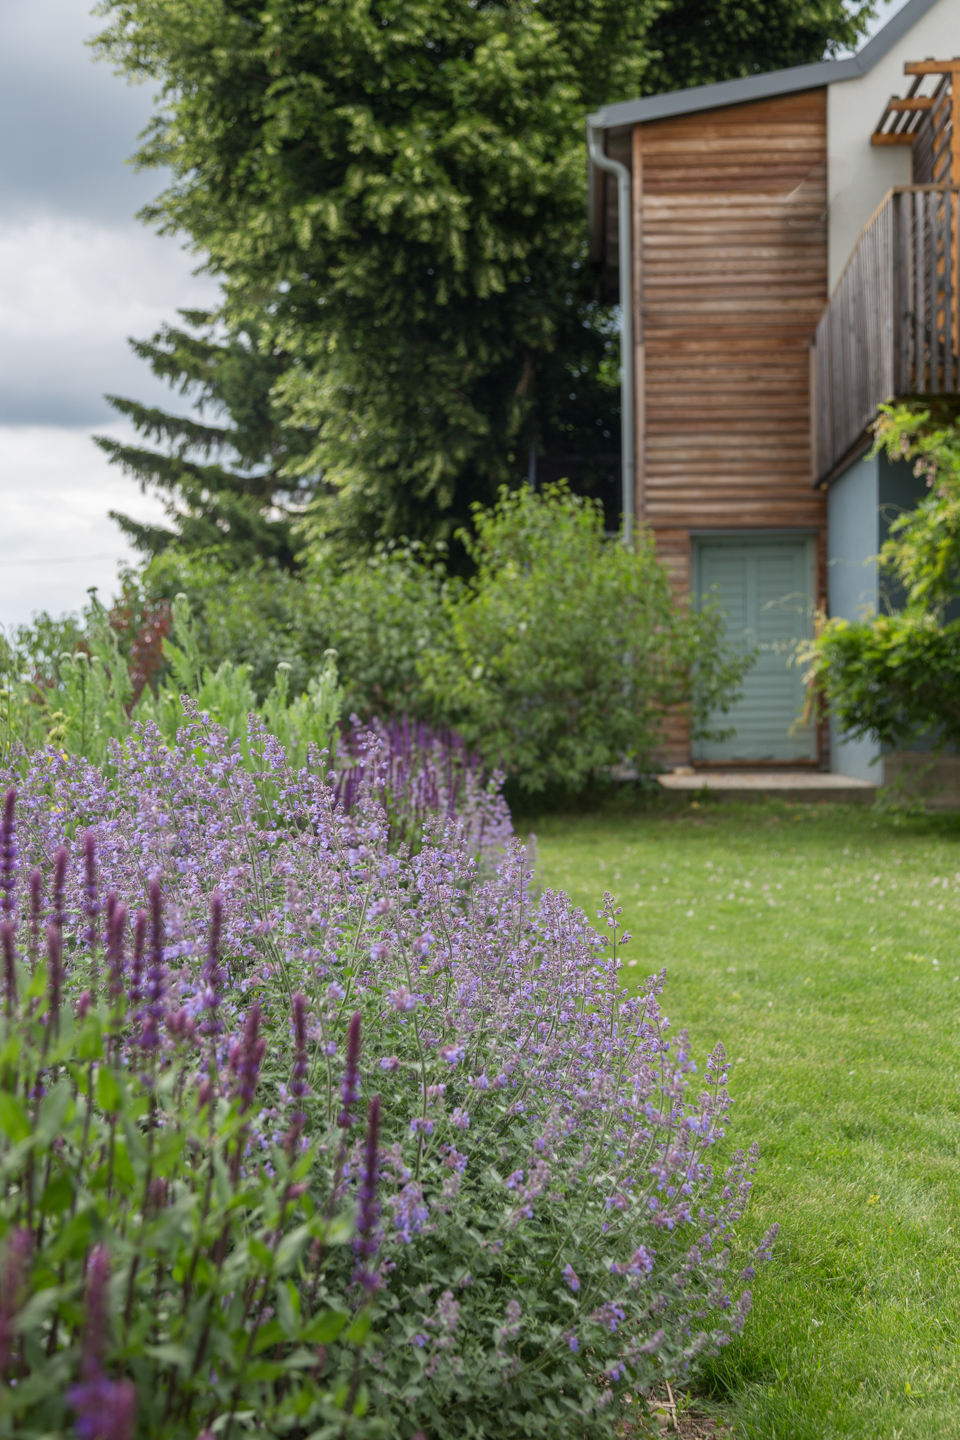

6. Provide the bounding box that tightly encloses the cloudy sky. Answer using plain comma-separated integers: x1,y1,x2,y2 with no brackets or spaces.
0,0,911,631
0,0,219,629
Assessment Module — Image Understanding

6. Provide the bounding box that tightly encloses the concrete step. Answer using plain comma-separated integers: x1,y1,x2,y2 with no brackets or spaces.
656,769,876,805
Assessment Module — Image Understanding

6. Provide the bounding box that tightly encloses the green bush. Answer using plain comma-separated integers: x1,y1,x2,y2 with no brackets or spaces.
419,485,748,794
802,402,960,750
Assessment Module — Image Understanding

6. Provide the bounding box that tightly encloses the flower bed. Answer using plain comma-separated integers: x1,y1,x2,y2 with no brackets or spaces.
0,715,774,1440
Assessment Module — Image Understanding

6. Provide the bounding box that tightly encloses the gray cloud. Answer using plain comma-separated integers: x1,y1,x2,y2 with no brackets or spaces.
0,0,165,224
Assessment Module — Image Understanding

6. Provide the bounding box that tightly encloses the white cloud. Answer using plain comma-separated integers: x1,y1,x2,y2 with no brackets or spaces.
0,422,167,629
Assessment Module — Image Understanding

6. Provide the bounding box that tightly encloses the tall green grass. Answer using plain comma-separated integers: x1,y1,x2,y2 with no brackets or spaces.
530,798,960,1439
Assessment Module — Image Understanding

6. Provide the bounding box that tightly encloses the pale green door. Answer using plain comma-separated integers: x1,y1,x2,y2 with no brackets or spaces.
692,535,815,763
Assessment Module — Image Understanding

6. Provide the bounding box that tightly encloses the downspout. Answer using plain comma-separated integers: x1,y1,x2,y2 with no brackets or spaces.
586,122,634,546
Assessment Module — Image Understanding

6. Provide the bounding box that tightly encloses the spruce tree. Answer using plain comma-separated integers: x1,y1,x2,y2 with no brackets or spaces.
97,311,318,568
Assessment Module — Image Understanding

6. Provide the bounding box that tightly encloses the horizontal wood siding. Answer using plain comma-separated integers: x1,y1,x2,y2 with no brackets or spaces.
639,92,828,540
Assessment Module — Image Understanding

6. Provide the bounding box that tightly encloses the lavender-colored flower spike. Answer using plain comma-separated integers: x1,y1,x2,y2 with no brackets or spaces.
339,1011,362,1127
51,845,67,934
0,789,16,922
138,882,166,1050
353,1093,381,1290
1,921,17,1018
230,1002,265,1114
284,992,310,1155
291,992,309,1116
105,897,127,1012
82,831,100,953
69,1375,137,1440
0,1228,30,1377
28,868,42,968
200,891,224,1039
129,911,146,1020
46,923,62,1038
81,1244,110,1378
68,1244,137,1440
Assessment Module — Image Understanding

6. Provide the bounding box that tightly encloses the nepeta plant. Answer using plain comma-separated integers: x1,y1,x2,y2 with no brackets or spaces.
334,716,512,861
0,717,775,1439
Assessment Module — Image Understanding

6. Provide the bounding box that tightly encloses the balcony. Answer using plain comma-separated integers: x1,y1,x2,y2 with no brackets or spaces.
812,185,960,483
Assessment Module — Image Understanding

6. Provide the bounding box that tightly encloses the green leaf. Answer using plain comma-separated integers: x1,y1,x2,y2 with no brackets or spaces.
76,1012,104,1061
36,1080,72,1149
252,1319,285,1355
14,1286,59,1334
344,1310,371,1346
275,1223,310,1276
248,1238,273,1270
275,1279,300,1339
48,1209,93,1264
38,1172,74,1217
301,1309,348,1345
0,1092,31,1144
145,1342,191,1370
97,1066,122,1114
0,1035,21,1069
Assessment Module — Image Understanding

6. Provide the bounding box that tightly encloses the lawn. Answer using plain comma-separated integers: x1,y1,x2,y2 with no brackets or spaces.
527,797,960,1440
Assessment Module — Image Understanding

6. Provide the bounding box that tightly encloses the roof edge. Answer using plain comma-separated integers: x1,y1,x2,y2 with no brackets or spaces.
587,0,945,131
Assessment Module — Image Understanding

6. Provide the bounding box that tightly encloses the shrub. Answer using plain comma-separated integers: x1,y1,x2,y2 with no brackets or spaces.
0,719,774,1439
802,402,960,749
419,485,749,794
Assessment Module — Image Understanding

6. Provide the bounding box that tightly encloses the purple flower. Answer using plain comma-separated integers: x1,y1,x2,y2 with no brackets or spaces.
450,1107,470,1130
128,910,146,1019
439,1043,465,1066
0,789,16,921
1,920,16,1018
138,880,166,1050
230,1003,266,1114
338,1011,361,1127
0,1228,30,1376
80,1244,110,1377
199,891,224,1039
28,867,42,965
82,830,100,955
564,1330,579,1353
379,1055,400,1073
354,1094,381,1288
387,985,416,1013
51,844,67,934
562,1264,580,1294
68,1375,137,1440
46,921,62,1037
105,897,126,1011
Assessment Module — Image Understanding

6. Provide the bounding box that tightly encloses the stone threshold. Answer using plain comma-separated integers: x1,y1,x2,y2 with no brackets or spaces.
657,769,876,804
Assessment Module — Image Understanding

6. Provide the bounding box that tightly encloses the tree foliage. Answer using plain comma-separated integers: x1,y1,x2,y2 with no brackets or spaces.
97,311,317,568
803,403,960,750
92,0,871,554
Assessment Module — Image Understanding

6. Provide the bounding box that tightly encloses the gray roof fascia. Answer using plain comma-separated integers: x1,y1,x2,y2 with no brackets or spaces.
587,0,945,130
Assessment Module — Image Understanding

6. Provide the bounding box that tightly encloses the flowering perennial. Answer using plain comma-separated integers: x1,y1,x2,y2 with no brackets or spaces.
0,716,775,1439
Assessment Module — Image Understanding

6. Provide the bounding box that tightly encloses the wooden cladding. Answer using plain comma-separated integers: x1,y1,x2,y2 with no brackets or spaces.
636,91,828,536
813,187,960,483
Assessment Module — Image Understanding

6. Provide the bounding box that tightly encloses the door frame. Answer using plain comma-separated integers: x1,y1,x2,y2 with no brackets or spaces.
690,530,818,766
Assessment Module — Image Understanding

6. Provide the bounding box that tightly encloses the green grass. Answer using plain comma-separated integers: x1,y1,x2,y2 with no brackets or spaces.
525,797,960,1439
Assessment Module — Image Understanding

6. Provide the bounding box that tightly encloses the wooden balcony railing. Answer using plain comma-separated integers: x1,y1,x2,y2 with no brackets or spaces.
812,185,960,484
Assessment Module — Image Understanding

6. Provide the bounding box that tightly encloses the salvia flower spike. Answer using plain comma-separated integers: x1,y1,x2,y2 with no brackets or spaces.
0,788,15,922
338,1010,362,1127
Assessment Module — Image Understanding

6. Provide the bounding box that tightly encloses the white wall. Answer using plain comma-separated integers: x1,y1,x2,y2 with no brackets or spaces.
827,452,883,781
826,0,960,289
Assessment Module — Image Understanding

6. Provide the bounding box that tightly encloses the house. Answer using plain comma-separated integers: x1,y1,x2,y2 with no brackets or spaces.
586,0,960,784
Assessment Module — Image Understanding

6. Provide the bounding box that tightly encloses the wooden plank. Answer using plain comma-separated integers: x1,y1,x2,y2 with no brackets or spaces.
635,85,828,717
